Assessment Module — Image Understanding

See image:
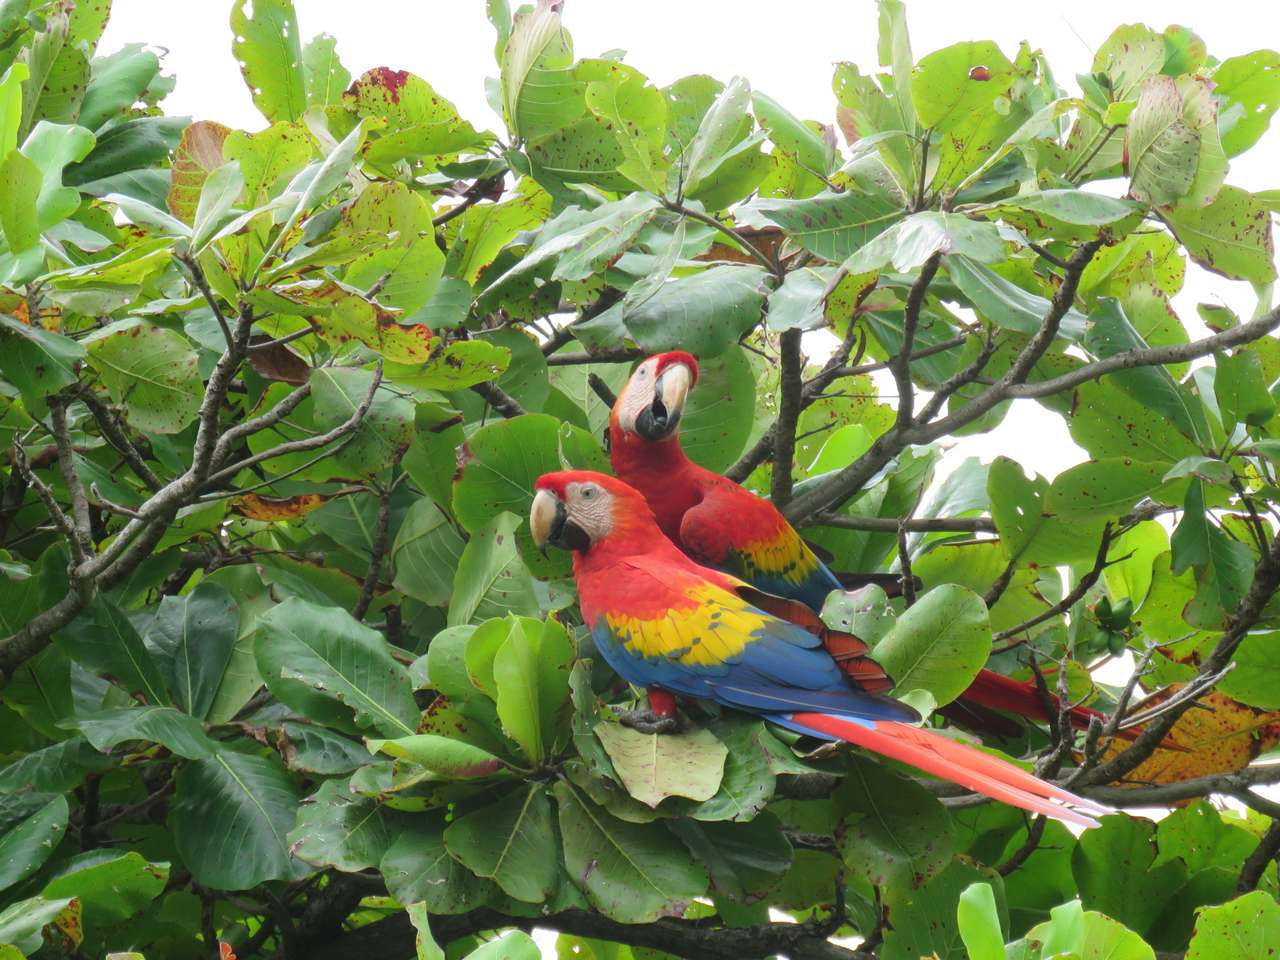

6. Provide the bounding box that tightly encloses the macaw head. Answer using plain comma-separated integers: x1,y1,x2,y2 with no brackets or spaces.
612,351,699,442
530,470,653,553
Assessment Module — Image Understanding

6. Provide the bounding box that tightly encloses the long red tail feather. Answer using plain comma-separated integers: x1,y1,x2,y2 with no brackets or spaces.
788,712,1105,828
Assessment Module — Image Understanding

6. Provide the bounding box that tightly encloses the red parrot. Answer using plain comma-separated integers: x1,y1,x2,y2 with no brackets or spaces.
608,351,1110,737
530,470,1103,827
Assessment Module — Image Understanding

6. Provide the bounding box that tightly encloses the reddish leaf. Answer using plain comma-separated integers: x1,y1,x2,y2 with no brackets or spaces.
168,121,232,222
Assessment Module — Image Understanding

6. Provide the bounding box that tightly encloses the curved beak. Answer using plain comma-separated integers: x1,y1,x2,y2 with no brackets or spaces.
635,362,693,441
529,489,591,553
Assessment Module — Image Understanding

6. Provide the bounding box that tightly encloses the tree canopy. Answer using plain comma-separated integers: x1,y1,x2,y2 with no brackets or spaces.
1,0,1280,957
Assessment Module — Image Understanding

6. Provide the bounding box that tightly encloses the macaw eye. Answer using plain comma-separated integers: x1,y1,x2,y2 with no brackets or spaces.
581,486,596,499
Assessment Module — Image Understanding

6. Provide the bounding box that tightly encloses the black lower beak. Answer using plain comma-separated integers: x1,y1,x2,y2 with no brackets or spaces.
547,500,591,552
635,397,678,441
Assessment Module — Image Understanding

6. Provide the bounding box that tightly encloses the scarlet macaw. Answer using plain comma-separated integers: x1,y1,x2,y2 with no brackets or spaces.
608,351,1109,736
530,470,1103,827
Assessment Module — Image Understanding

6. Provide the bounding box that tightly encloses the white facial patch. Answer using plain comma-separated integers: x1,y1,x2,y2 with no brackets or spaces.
565,481,615,540
615,357,661,434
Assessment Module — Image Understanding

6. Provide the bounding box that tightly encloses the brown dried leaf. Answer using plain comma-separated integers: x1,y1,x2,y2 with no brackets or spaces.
232,493,329,521
168,121,232,222
247,337,311,384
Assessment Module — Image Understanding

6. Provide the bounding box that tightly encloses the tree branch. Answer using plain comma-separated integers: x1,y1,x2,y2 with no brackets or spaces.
470,380,526,419
545,347,643,366
666,201,782,279
809,514,994,534
892,253,941,429
77,386,163,492
48,396,94,561
771,329,804,509
353,480,395,622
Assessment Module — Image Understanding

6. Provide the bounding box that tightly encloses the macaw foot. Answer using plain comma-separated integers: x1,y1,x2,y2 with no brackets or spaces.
616,708,685,734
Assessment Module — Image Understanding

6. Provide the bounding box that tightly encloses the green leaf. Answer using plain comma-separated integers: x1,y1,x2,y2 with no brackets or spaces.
0,896,75,956
0,795,67,892
391,499,467,607
948,256,1087,340
836,754,954,892
872,583,991,706
493,617,573,763
310,367,415,477
845,212,1008,275
752,91,833,175
467,932,540,960
230,0,306,123
554,780,708,922
170,747,305,889
83,320,201,435
683,75,751,196
289,778,404,871
0,737,112,794
0,62,28,157
0,311,84,409
79,43,161,130
1186,891,1280,959
18,120,96,231
881,859,1007,960
406,901,445,960
1170,480,1255,612
624,265,769,357
1163,186,1277,284
190,160,244,251
668,812,793,901
280,721,373,774
444,783,558,903
743,189,903,262
1047,458,1178,519
302,33,350,109
40,850,167,928
1019,902,1156,960
452,413,565,573
0,147,40,251
366,733,506,779
677,344,757,472
1213,50,1280,157
74,705,217,759
1216,346,1276,429
582,60,667,193
957,881,1006,960
1072,816,1188,941
222,121,311,206
500,0,579,141
447,512,540,626
1126,75,1226,208
55,597,172,706
146,581,238,720
254,596,419,738
381,815,498,914
594,723,727,807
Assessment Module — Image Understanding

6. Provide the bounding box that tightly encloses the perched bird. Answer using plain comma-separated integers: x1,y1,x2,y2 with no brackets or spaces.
530,469,1104,827
608,351,1112,737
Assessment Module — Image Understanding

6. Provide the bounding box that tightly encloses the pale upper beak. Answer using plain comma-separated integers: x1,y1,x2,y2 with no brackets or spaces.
635,362,692,441
529,489,561,550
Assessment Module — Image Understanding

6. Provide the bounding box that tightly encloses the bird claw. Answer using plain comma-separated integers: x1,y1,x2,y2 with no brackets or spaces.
616,708,684,735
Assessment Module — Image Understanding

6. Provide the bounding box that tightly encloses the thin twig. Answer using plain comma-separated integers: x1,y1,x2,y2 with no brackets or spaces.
470,380,525,418
665,200,781,278
352,478,395,622
1238,822,1280,894
996,816,1047,876
77,386,163,492
893,253,942,429
982,556,1018,609
897,521,916,607
48,397,94,561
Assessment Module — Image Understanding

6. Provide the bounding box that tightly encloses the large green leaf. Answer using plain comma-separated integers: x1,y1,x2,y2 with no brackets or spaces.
170,747,305,889
55,598,172,707
1214,49,1280,156
84,319,202,435
74,705,216,759
39,850,167,930
254,597,419,738
836,755,954,893
0,896,75,957
0,147,39,251
1016,900,1156,960
594,723,727,807
310,367,416,477
1072,816,1189,941
682,75,750,196
381,815,498,914
743,190,902,261
0,795,67,892
146,581,238,720
444,783,558,903
1163,185,1277,283
289,778,405,872
872,583,991,706
0,737,112,794
365,733,506,779
230,0,305,123
677,344,757,472
554,780,708,922
624,264,769,357
0,311,84,409
1186,891,1280,959
1126,75,1226,208
447,512,540,626
391,499,467,607
79,43,161,130
493,617,573,763
882,859,1008,960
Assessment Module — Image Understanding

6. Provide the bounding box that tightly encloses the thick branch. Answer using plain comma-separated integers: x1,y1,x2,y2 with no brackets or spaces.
809,514,994,534
542,288,624,358
48,397,94,560
892,253,942,429
1237,821,1280,894
771,329,804,508
314,905,868,960
77,387,163,492
352,482,394,622
1083,761,1280,807
470,380,526,418
545,347,643,366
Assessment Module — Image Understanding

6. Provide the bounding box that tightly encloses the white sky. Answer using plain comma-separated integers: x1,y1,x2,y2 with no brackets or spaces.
99,1,1280,482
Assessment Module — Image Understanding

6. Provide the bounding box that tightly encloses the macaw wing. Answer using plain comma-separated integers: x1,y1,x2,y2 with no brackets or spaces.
679,481,839,611
589,554,915,723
